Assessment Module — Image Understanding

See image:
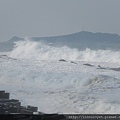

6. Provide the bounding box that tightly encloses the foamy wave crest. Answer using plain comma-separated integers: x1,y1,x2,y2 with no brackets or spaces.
10,38,120,62
10,38,80,61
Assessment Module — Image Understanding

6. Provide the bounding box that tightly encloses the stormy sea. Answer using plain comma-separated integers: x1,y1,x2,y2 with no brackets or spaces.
0,31,120,114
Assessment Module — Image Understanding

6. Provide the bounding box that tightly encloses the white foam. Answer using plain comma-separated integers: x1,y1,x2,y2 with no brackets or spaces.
0,56,120,113
10,38,120,63
1,38,120,113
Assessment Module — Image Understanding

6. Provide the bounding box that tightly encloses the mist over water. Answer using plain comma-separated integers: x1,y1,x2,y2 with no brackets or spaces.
10,38,120,63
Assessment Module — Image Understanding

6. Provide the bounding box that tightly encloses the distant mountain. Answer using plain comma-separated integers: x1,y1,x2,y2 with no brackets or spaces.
0,36,23,52
0,31,120,52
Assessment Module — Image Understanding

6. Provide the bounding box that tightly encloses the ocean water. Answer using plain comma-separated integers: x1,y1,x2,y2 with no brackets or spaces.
0,39,120,113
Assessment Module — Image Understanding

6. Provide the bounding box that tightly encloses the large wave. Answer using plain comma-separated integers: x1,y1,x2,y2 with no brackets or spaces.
9,38,120,63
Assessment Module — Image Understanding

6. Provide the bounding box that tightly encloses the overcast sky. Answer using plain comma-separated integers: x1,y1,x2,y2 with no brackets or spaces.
0,0,120,42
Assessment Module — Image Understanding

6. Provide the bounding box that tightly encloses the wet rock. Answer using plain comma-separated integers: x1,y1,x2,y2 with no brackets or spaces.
59,59,67,62
83,63,94,67
70,61,77,64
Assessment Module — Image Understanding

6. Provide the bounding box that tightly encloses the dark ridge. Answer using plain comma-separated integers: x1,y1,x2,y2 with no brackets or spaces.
70,61,77,64
83,63,94,67
59,59,67,62
1,31,120,52
97,65,120,71
30,31,120,50
0,36,23,52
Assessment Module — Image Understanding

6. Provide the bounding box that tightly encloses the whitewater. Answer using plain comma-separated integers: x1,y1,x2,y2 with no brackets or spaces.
1,39,120,114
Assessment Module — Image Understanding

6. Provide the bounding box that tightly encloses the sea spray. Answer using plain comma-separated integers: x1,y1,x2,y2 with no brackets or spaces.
10,38,120,63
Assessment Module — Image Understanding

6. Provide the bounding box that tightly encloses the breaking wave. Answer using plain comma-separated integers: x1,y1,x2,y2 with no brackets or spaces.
10,38,120,63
